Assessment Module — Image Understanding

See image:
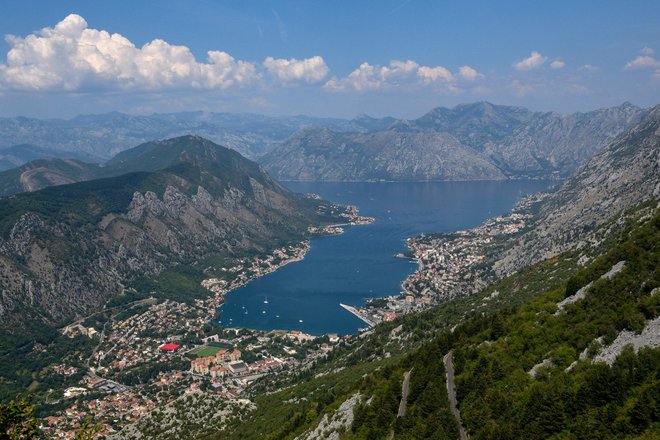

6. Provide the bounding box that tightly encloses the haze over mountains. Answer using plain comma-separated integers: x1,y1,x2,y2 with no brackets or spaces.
0,111,387,167
0,102,646,183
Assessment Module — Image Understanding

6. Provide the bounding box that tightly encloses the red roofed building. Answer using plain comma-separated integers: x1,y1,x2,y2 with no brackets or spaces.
159,343,181,352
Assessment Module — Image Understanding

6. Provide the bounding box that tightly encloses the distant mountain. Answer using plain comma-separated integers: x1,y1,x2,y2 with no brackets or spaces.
261,102,645,181
0,111,381,161
0,135,338,331
259,128,505,181
494,104,660,275
0,143,100,172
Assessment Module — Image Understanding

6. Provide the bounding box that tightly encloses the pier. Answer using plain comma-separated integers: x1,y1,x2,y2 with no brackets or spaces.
339,303,376,327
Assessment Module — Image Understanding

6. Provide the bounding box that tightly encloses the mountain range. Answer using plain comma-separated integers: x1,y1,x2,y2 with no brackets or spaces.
0,102,646,183
262,102,645,181
0,135,340,334
0,111,389,167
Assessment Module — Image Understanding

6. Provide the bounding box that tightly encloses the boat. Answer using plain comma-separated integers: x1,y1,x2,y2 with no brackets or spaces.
262,310,266,314
264,296,269,304
276,314,280,318
299,319,304,323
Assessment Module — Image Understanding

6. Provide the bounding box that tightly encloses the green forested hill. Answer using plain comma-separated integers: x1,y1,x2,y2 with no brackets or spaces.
209,205,658,440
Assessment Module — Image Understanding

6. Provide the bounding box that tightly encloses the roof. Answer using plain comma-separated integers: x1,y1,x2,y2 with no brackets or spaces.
159,343,181,351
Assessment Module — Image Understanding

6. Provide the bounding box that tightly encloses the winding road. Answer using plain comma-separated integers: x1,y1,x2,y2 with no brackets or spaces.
444,351,469,440
397,370,412,417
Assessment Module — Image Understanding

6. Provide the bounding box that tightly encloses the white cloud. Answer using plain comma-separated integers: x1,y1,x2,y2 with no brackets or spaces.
550,60,565,69
512,51,547,71
417,65,454,83
457,65,484,81
579,64,600,73
325,60,481,92
263,56,329,83
0,14,261,91
624,55,660,70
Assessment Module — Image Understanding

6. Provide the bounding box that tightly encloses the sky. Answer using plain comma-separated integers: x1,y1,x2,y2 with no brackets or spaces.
0,0,658,119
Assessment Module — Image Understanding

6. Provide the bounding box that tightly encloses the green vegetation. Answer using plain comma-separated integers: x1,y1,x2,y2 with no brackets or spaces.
212,207,658,440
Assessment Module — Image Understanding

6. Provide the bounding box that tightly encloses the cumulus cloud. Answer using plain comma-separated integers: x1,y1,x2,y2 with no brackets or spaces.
512,51,547,71
0,14,261,91
0,14,330,92
457,65,484,81
550,60,565,69
325,59,482,92
263,56,329,83
624,55,660,70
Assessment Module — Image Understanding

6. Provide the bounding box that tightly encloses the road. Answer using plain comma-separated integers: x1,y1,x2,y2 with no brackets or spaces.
444,351,469,440
397,370,412,417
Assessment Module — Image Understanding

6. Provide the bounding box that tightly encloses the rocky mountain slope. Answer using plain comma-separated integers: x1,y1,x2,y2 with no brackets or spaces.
494,104,660,275
259,128,505,181
0,135,337,331
261,102,644,181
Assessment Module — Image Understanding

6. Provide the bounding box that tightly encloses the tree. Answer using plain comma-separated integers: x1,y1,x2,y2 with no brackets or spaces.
0,396,39,439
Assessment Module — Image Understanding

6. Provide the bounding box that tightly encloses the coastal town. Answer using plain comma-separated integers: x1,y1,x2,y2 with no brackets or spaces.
345,192,550,326
40,205,369,438
37,193,547,438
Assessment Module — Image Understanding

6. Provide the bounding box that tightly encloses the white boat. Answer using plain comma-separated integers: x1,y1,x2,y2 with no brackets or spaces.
264,296,269,304
262,310,266,314
299,319,304,323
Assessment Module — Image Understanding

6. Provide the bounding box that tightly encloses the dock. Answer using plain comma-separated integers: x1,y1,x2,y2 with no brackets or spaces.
339,303,376,327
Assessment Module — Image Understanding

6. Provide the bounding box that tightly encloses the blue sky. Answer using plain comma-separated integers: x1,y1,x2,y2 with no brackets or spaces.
0,0,658,118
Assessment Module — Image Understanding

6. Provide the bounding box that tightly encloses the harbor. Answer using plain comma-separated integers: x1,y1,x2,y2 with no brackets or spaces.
339,303,376,327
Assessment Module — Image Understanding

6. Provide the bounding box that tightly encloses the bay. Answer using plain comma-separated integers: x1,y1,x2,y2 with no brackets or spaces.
218,180,556,335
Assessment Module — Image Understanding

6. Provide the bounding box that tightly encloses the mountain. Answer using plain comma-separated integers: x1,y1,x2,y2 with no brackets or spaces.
0,144,100,172
0,158,103,196
261,102,645,181
259,127,505,181
197,106,660,440
0,135,338,332
0,136,283,197
0,111,380,161
494,104,660,275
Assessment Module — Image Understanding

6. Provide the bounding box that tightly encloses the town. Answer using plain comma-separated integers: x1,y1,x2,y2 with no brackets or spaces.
39,194,545,438
342,192,550,326
40,206,369,438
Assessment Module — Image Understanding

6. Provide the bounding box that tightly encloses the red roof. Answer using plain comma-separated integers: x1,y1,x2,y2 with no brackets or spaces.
159,343,180,351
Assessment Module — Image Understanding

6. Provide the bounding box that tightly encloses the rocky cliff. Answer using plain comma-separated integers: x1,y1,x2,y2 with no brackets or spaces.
494,105,660,275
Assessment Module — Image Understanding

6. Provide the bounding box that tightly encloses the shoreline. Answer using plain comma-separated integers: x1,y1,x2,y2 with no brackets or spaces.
205,208,375,334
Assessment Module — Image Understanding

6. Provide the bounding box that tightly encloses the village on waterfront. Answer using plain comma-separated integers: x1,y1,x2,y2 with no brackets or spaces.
39,194,546,438
41,204,371,438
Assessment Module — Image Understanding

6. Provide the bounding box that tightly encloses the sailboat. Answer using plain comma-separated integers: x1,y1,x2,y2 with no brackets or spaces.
264,296,269,304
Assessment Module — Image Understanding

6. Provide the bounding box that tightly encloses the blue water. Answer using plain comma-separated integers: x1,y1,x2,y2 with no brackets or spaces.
218,181,556,335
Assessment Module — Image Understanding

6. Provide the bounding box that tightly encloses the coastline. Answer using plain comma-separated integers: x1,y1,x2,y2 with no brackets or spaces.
204,206,376,332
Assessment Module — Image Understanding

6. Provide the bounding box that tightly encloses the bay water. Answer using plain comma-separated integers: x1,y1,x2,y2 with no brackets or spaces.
218,181,555,335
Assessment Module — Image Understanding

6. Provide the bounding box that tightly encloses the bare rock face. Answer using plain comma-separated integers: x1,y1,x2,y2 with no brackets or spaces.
494,105,660,276
262,102,645,182
0,136,327,330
